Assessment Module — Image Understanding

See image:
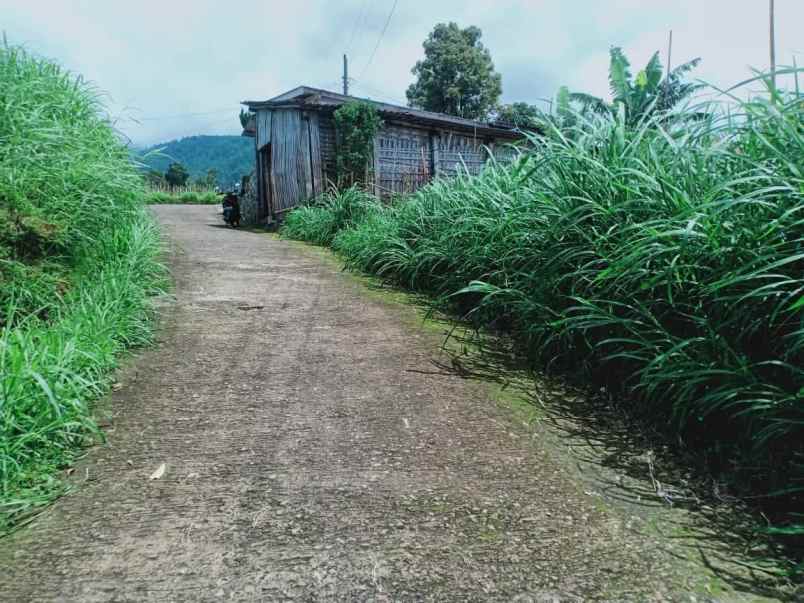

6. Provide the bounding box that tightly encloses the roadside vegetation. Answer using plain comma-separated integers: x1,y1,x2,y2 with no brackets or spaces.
0,43,164,533
283,71,804,572
144,189,220,205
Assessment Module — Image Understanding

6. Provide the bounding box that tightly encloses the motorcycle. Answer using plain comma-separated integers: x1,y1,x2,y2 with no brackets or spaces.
221,192,241,228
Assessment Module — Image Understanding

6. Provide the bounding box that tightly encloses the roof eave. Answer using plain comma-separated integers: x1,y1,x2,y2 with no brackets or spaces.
243,86,523,139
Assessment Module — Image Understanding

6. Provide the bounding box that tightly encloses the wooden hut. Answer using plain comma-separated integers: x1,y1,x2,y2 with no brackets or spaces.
241,86,522,225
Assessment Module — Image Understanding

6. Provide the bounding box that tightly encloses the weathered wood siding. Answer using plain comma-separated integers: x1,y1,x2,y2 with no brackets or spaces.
371,122,514,197
260,146,272,217
375,124,432,195
306,112,324,197
437,131,490,177
256,110,272,150
270,109,311,213
251,104,519,217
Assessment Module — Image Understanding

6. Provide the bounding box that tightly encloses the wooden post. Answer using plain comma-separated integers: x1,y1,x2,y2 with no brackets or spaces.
254,137,263,222
372,134,381,196
429,132,439,179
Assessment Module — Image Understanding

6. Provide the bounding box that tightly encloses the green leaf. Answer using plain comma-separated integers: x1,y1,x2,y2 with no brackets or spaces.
636,70,648,89
608,46,633,103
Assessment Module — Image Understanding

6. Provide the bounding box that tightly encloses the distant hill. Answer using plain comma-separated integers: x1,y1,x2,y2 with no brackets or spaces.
136,135,254,188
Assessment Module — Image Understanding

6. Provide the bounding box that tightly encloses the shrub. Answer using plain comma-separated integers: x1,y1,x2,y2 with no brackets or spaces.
333,102,382,187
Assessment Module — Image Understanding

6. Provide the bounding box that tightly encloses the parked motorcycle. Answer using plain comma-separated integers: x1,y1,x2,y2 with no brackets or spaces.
222,192,240,228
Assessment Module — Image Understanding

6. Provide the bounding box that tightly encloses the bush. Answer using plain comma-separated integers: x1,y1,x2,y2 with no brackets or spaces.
282,80,804,564
0,42,164,532
333,102,382,187
282,186,382,246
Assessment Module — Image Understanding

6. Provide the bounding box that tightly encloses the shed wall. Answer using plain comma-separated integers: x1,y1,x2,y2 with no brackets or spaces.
251,105,519,220
371,122,515,197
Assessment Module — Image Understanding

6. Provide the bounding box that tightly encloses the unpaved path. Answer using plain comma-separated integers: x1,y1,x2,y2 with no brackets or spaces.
4,205,693,601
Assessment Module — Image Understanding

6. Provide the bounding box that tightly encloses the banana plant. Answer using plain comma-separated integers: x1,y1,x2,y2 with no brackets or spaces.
569,46,702,126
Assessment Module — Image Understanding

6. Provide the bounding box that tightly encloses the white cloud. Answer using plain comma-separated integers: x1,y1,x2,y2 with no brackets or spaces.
2,0,801,145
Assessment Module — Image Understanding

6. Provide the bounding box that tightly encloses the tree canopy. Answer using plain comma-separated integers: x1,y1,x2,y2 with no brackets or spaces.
406,23,501,121
495,102,543,130
164,162,189,187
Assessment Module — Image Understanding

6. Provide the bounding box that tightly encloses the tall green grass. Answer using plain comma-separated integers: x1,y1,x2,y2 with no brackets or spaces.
144,190,220,205
283,78,804,565
0,43,164,532
282,187,384,245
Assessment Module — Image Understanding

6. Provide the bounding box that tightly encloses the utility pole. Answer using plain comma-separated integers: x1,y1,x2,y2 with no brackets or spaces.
342,54,349,96
666,30,673,80
769,0,777,95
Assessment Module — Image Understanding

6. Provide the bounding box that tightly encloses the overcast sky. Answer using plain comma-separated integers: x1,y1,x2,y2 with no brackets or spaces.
3,0,801,146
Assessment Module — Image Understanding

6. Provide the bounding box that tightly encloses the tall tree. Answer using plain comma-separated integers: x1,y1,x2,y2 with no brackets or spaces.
569,47,701,125
406,23,502,120
495,102,543,130
164,162,189,187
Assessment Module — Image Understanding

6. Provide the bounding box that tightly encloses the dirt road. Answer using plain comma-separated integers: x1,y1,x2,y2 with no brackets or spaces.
3,205,695,601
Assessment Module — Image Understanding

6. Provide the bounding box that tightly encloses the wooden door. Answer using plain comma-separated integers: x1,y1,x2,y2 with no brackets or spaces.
270,109,309,217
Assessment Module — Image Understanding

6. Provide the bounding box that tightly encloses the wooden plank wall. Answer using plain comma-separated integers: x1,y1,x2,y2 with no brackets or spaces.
256,110,272,150
254,135,264,221
371,122,518,197
256,105,518,215
261,146,272,218
306,112,324,197
375,124,432,196
270,109,307,213
437,131,488,176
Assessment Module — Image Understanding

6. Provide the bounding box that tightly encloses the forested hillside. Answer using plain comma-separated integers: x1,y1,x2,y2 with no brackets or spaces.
137,135,254,188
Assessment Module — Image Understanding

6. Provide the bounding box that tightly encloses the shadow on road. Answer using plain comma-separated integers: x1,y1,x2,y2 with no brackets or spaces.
364,279,800,601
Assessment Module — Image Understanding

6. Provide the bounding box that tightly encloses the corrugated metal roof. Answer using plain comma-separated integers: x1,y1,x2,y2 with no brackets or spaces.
242,86,521,140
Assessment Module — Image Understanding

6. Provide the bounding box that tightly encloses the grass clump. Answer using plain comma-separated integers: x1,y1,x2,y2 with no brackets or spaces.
282,186,383,246
143,190,220,204
282,76,804,568
0,42,164,532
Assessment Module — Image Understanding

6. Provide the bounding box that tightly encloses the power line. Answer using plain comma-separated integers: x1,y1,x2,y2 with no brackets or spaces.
149,115,242,144
345,0,369,55
358,0,398,80
351,81,406,106
134,107,236,121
